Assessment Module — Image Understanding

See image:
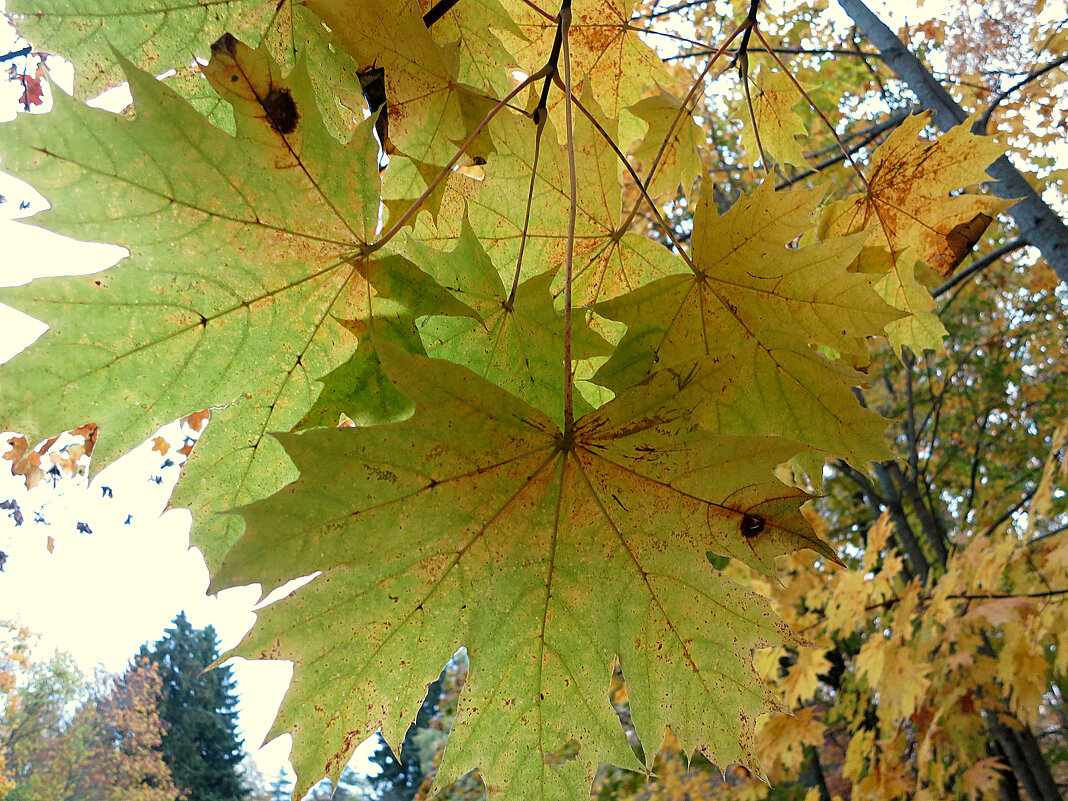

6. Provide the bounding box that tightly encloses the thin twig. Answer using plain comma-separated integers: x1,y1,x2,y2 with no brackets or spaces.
663,46,885,63
976,54,1068,134
0,46,31,64
423,0,462,27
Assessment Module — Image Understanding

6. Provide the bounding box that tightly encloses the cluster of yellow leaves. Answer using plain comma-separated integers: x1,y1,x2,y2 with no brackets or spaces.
702,430,1068,801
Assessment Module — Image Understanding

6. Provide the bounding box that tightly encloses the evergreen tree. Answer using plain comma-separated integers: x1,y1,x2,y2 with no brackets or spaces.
139,612,247,801
267,769,292,801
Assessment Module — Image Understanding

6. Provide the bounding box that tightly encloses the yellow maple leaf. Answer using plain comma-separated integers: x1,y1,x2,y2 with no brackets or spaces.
626,90,704,198
780,646,830,706
997,625,1049,723
739,67,811,169
843,727,874,782
857,633,931,722
756,708,824,774
819,113,1007,353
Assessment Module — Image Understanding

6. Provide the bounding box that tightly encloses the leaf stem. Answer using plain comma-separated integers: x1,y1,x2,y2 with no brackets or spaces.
560,0,576,443
506,115,547,307
739,53,771,176
369,73,543,252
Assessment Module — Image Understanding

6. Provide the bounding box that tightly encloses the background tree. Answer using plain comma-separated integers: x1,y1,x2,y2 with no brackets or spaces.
138,613,247,801
267,769,292,801
0,635,179,801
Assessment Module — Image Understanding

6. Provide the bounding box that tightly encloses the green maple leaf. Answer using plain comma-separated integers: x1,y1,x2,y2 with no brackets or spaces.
216,343,832,800
593,181,898,468
406,218,612,427
421,98,686,308
0,39,448,569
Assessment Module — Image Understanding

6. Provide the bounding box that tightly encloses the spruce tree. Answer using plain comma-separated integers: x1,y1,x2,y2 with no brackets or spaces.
139,612,247,801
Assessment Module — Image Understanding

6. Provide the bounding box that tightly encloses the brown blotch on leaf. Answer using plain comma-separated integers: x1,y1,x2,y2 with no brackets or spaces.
936,213,994,277
740,513,765,539
263,87,299,135
211,32,239,57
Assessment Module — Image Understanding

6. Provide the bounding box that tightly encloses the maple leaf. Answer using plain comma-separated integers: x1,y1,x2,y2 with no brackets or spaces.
625,90,704,198
495,0,674,120
406,218,612,427
216,344,834,799
961,757,1007,801
0,39,443,569
819,112,1007,352
593,180,898,468
307,0,497,168
738,67,811,170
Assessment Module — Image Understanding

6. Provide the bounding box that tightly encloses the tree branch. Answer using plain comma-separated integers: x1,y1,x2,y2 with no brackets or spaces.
0,46,31,64
977,53,1068,135
837,0,1068,284
776,108,910,189
873,462,930,583
934,239,1028,297
662,46,886,62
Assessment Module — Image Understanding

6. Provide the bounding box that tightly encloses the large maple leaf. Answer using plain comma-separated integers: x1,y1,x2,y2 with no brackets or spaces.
217,343,832,801
0,39,437,569
593,181,898,468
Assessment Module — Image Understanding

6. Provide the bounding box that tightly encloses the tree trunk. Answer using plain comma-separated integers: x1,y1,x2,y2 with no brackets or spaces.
837,0,1068,284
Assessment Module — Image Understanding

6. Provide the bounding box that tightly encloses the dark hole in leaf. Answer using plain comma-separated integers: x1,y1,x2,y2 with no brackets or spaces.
740,513,765,539
706,551,730,570
358,65,390,150
263,87,299,135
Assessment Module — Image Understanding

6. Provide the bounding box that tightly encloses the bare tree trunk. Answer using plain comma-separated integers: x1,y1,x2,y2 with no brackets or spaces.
837,0,1068,283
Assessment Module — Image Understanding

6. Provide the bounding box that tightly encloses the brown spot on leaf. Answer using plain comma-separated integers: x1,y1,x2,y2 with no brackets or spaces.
263,87,299,135
740,514,765,539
